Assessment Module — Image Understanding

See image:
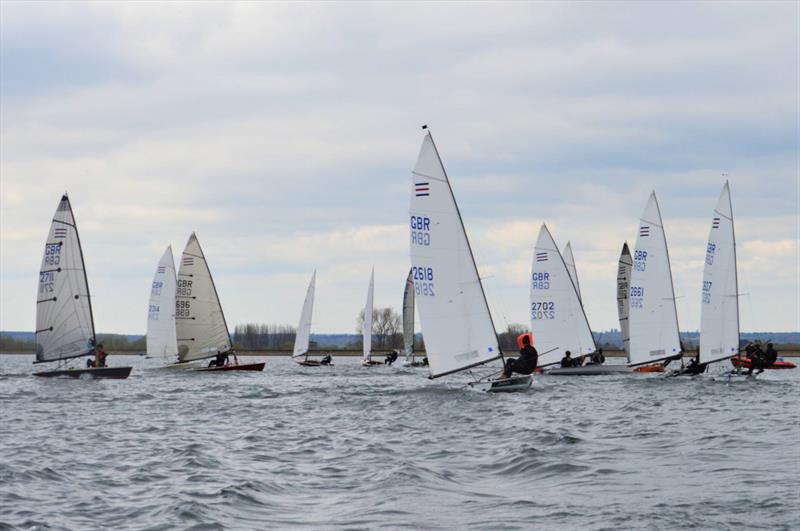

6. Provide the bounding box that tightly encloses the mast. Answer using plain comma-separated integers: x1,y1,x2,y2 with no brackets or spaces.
403,268,415,363
66,194,97,348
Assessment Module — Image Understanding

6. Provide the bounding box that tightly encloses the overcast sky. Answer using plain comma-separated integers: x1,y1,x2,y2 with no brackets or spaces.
1,1,798,335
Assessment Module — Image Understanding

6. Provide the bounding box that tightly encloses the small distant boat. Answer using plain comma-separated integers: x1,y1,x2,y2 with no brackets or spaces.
730,356,796,370
361,268,382,367
532,226,630,375
409,127,529,392
628,192,683,371
401,269,426,368
292,271,332,367
33,194,131,379
174,233,264,372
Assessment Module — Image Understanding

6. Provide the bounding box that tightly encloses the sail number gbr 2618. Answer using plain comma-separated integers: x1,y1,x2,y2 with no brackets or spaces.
412,266,435,296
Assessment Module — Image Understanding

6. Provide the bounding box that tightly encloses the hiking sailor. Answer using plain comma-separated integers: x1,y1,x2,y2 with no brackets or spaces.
501,334,538,379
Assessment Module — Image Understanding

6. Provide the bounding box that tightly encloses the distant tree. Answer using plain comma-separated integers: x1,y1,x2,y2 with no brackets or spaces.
233,324,296,349
497,323,529,352
356,307,402,348
0,334,35,352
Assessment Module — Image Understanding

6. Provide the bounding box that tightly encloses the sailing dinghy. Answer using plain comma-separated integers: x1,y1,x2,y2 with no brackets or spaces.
532,225,630,375
628,192,683,371
401,268,425,367
410,127,530,392
292,271,332,367
175,233,264,372
33,194,132,379
146,246,189,366
361,268,382,366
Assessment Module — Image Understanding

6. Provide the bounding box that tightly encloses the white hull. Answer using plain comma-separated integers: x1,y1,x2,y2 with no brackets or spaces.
468,375,532,393
544,364,632,376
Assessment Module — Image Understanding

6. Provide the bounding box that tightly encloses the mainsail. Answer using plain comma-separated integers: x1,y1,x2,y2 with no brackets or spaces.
409,130,502,378
530,224,596,367
293,271,316,358
403,268,415,363
363,268,374,360
628,192,681,366
35,194,96,363
699,182,740,365
147,245,178,358
175,233,232,362
616,242,633,359
563,241,583,305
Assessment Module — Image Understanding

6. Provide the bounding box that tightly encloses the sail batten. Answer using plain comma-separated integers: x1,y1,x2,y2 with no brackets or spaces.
293,271,316,358
35,194,96,363
409,131,501,378
530,225,596,367
699,182,740,365
175,234,231,362
628,193,681,366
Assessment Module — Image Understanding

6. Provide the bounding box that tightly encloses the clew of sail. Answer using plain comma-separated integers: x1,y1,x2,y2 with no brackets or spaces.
147,245,178,358
293,271,316,358
699,182,740,365
628,192,681,366
35,194,96,363
403,268,415,363
530,225,596,367
563,241,583,305
175,233,231,362
616,242,633,360
363,269,374,360
409,131,502,378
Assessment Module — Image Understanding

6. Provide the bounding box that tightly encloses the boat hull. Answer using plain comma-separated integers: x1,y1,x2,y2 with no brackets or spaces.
164,360,202,370
361,360,382,367
193,362,265,372
469,375,532,393
294,359,334,367
34,366,132,379
633,364,665,373
730,356,796,370
544,364,632,376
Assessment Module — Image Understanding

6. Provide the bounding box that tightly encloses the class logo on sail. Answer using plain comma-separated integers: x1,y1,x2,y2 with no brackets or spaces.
183,257,194,266
414,182,430,197
712,217,720,229
639,226,650,237
54,227,67,239
536,252,548,262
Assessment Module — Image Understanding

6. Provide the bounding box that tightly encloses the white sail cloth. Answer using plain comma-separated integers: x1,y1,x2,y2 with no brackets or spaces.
403,268,415,362
628,192,681,366
293,271,316,358
616,242,633,359
563,241,582,305
699,182,740,365
530,225,596,367
146,246,178,358
363,269,374,360
35,194,96,362
409,132,501,378
175,233,232,362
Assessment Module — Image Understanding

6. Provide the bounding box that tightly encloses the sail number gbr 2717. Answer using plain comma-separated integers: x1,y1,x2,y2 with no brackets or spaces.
412,266,435,296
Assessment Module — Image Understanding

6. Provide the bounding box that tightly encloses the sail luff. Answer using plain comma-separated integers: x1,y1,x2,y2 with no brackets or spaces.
67,196,97,347
616,242,633,360
563,241,582,305
293,271,316,358
403,268,415,363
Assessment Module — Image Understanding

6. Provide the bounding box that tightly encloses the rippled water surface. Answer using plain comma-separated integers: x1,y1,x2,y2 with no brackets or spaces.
1,354,799,530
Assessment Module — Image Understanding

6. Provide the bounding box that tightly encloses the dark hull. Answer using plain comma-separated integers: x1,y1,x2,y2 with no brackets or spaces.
295,359,334,367
34,366,132,379
194,362,265,372
362,360,382,366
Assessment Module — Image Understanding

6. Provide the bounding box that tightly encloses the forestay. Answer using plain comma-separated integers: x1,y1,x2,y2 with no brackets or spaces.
175,233,232,362
699,182,740,365
409,131,502,378
403,268,415,363
628,192,681,366
563,241,582,305
147,246,178,358
616,242,633,359
530,225,596,367
293,271,316,358
363,269,374,360
35,194,96,363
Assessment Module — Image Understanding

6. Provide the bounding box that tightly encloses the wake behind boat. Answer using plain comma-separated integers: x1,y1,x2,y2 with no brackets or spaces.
409,127,529,392
175,233,264,373
33,194,132,379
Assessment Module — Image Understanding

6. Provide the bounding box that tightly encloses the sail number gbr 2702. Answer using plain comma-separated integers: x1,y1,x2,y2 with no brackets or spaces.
412,266,435,296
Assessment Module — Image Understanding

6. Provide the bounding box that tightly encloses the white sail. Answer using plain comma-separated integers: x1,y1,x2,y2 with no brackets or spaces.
563,241,582,305
146,246,178,358
616,242,633,359
362,268,374,360
403,268,415,363
530,224,596,367
293,271,316,358
175,233,231,362
628,192,681,366
699,182,740,365
35,194,96,362
409,131,502,378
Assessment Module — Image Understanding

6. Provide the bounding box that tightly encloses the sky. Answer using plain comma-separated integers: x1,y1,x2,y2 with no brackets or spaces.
1,1,798,335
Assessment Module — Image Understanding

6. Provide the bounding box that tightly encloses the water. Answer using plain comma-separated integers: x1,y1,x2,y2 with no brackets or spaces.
1,354,798,530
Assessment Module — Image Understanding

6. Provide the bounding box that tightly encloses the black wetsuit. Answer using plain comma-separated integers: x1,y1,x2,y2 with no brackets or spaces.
764,347,778,368
320,354,332,365
503,345,538,378
683,359,706,375
560,356,574,368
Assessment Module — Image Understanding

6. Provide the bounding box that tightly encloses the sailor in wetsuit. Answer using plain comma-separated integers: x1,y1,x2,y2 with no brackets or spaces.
501,334,538,379
682,356,706,375
320,353,332,365
560,350,575,368
746,343,766,375
588,348,606,365
385,350,399,365
93,344,108,368
209,351,229,368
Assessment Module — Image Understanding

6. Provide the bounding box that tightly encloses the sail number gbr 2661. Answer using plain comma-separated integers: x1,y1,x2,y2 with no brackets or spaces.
412,266,435,296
